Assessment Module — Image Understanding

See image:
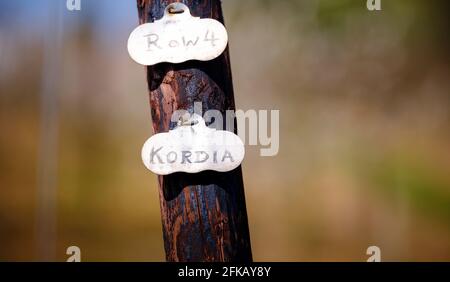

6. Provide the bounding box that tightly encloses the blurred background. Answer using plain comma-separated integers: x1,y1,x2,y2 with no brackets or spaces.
0,0,449,261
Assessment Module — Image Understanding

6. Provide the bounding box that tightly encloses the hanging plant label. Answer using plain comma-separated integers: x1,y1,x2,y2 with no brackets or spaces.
142,114,245,175
127,3,228,66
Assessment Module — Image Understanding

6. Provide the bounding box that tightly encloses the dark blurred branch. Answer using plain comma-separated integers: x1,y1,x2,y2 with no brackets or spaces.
36,3,63,261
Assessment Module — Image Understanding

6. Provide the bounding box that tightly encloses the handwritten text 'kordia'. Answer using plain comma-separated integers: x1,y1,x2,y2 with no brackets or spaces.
142,114,245,175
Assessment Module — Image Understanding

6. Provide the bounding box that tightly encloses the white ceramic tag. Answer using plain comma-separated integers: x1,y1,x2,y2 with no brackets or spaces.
142,114,245,175
128,3,228,66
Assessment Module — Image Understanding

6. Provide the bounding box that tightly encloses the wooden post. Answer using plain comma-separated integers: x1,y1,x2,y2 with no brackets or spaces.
136,0,252,262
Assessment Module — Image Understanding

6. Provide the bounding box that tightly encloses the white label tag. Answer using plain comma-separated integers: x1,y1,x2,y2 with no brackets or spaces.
142,114,245,175
128,3,228,66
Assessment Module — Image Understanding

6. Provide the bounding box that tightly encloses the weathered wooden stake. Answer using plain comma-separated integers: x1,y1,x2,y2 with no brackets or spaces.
136,0,252,262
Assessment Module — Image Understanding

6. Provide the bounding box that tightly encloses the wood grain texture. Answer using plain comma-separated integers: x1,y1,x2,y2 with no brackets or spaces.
136,0,252,262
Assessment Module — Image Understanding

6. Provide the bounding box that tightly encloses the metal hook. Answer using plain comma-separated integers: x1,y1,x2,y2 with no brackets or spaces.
168,6,185,14
178,116,199,127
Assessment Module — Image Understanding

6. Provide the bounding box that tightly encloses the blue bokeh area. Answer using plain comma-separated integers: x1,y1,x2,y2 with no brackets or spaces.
0,0,137,49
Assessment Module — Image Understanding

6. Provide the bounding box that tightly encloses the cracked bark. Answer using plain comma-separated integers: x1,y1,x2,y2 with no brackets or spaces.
136,0,252,262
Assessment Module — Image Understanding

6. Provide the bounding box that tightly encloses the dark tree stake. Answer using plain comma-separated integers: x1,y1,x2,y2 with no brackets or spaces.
136,0,252,262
